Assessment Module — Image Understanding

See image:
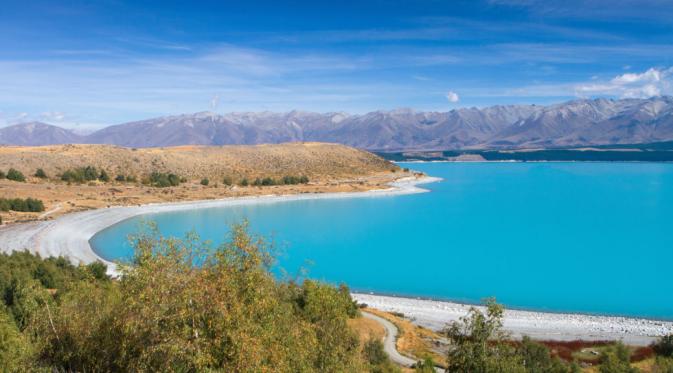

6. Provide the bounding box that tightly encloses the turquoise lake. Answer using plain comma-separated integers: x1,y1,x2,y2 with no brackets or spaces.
90,162,673,319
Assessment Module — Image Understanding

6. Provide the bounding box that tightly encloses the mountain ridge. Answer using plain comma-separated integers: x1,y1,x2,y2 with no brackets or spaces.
3,97,673,150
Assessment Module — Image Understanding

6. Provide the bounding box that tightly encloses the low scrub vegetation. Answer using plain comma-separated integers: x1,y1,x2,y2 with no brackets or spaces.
34,168,47,179
60,166,110,183
444,298,673,373
0,222,388,372
147,171,182,187
3,168,26,182
0,197,45,212
251,175,309,187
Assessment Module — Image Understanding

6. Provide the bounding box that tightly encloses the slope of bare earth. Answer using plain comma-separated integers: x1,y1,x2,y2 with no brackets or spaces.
0,143,405,223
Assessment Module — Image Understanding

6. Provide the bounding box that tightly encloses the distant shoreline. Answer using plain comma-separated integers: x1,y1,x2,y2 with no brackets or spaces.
352,293,673,346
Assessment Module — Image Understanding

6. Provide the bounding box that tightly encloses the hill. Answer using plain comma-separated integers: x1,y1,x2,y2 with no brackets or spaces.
0,143,403,222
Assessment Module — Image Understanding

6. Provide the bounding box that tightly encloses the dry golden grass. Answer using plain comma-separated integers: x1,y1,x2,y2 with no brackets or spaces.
364,308,447,368
0,143,410,223
0,142,395,181
349,316,387,345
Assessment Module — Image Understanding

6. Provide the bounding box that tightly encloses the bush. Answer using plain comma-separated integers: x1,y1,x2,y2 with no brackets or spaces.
239,178,249,186
98,169,110,182
200,178,209,186
85,261,108,281
599,342,639,373
222,176,233,186
16,222,364,372
653,357,673,373
445,299,577,373
115,174,126,182
280,175,309,185
34,168,47,178
414,357,435,373
0,198,45,212
363,339,388,365
0,170,5,179
654,335,673,358
7,168,26,182
61,166,99,183
149,172,181,187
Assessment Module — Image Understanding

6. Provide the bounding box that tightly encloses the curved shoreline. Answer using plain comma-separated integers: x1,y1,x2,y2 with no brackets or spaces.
0,176,440,273
353,293,673,346
1,175,671,345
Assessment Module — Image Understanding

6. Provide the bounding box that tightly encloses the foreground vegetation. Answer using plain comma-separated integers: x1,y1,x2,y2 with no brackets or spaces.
441,299,673,373
0,223,401,372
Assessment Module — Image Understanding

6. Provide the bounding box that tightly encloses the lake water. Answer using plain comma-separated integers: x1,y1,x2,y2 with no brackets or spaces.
91,162,673,319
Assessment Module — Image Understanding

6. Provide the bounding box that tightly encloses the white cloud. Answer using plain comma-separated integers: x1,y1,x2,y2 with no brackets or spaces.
575,67,673,98
40,111,66,122
446,91,460,103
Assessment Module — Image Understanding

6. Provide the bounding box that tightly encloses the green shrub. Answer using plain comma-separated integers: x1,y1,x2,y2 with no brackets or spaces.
85,261,108,281
7,168,25,182
149,172,181,187
200,178,209,186
222,176,233,186
98,169,110,182
239,178,249,186
115,174,126,182
0,198,45,212
34,168,47,178
414,357,435,373
654,335,673,358
653,357,673,373
61,166,99,183
599,342,638,373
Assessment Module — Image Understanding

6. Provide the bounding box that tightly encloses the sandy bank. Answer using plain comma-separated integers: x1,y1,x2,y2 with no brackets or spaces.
352,293,673,346
0,176,440,274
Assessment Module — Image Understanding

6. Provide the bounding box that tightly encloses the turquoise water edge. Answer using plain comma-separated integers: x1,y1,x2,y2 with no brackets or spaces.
91,162,673,319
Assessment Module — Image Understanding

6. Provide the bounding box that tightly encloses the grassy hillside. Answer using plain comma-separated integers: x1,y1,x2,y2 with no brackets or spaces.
0,142,396,181
0,143,407,223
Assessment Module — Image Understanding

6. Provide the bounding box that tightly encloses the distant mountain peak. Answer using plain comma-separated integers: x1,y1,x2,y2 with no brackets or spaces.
3,97,673,150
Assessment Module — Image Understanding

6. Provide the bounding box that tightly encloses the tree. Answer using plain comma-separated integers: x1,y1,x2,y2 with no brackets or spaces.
445,299,525,373
239,178,249,186
25,222,365,372
200,178,209,186
7,168,25,182
115,174,126,182
34,168,47,178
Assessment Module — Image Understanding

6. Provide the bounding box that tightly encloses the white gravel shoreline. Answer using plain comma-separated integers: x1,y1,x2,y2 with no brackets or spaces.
0,176,439,273
352,293,673,346
1,175,670,345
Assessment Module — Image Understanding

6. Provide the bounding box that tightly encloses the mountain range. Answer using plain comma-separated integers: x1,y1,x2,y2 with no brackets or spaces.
2,97,673,150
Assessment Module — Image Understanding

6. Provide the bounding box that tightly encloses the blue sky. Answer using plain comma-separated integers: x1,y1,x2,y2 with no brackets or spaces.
1,0,672,130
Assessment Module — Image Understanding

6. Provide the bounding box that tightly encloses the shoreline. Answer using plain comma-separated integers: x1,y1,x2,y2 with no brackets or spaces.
352,293,673,346
0,176,440,273
1,174,671,345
